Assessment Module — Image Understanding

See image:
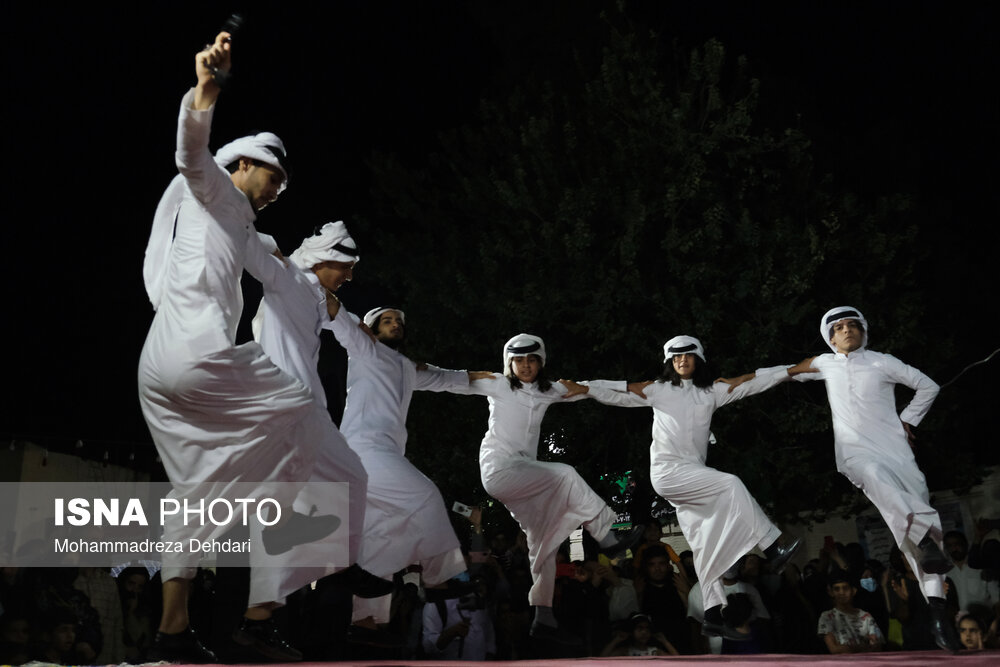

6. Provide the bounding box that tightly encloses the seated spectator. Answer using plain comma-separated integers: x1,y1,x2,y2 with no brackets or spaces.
944,530,999,616
421,574,496,660
118,567,156,663
636,544,690,653
0,611,30,665
600,612,677,656
886,545,937,651
956,611,985,651
686,557,772,655
769,564,820,654
33,606,78,664
854,558,890,640
593,562,639,623
817,570,884,654
721,593,765,654
554,560,609,653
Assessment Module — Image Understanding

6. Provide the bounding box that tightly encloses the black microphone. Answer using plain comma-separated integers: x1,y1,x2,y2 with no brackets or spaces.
209,13,244,88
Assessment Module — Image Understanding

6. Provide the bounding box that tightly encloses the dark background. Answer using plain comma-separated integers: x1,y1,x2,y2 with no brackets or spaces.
2,2,996,494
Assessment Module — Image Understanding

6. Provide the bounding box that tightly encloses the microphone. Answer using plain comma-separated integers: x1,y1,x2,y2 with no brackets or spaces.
209,13,244,88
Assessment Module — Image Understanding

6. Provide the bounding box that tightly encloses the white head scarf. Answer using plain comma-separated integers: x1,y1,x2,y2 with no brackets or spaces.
214,132,290,193
663,335,706,363
143,132,290,309
503,333,546,377
288,221,359,271
820,306,869,352
363,307,405,329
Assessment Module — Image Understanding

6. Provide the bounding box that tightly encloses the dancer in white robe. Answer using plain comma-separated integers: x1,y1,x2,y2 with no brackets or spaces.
456,334,640,641
138,31,335,663
564,335,805,639
790,306,959,652
249,222,379,615
329,306,484,627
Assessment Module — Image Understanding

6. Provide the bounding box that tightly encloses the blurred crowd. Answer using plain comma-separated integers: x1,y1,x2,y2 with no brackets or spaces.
2,515,997,663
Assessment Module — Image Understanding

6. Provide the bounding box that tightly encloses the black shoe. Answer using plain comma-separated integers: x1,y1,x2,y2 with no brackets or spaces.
232,617,303,662
701,605,750,642
346,624,407,648
327,563,395,598
598,525,645,558
918,535,954,574
529,622,582,646
928,597,962,653
262,510,341,555
424,579,476,602
147,626,217,663
763,534,802,575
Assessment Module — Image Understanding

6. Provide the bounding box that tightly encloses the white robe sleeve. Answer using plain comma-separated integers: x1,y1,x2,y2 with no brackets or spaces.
566,379,629,403
711,365,791,408
328,308,379,359
881,354,939,427
175,88,228,207
414,364,470,392
586,381,653,408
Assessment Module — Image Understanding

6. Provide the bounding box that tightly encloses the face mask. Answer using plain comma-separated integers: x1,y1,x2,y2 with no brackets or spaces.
859,577,876,593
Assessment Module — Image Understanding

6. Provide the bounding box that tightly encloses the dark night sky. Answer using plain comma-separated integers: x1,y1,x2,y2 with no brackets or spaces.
3,2,997,467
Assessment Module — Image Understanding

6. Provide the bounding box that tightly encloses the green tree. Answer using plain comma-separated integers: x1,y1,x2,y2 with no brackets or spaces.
362,19,962,525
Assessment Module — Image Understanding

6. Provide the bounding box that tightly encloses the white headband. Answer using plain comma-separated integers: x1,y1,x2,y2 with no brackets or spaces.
144,131,290,309
289,221,359,271
503,333,546,376
820,306,869,352
363,307,405,329
663,335,706,363
214,132,289,193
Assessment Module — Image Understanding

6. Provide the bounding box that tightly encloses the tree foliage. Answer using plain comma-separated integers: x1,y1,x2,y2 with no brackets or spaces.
360,17,967,525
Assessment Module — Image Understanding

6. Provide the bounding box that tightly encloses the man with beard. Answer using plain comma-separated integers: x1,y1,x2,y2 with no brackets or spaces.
943,531,998,613
328,306,490,638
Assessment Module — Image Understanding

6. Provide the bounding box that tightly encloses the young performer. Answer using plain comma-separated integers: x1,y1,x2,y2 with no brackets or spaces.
248,222,391,659
457,334,641,642
790,306,959,652
139,31,335,662
328,306,489,635
563,335,805,640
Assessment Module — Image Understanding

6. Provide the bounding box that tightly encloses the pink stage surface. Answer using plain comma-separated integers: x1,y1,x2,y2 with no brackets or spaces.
158,650,998,666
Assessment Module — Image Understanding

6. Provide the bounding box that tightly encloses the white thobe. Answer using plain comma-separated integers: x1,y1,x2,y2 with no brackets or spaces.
248,263,368,606
138,90,314,580
795,349,943,598
949,562,999,611
588,368,788,611
459,375,620,607
421,600,496,660
330,309,469,623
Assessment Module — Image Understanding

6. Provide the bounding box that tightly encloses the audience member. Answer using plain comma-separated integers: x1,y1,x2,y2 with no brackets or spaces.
600,612,677,656
636,545,690,653
816,570,884,654
944,530,998,616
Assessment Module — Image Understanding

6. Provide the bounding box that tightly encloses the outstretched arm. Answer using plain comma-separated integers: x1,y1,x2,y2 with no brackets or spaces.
176,31,235,206
414,363,479,393
712,364,800,406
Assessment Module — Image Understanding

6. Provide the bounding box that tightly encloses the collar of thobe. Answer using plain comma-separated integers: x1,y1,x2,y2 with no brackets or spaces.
834,347,868,359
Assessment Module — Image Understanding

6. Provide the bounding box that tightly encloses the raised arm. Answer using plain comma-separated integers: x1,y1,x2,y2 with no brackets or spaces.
176,32,234,206
327,308,380,360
